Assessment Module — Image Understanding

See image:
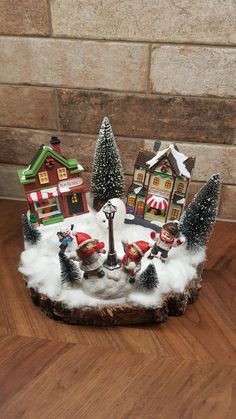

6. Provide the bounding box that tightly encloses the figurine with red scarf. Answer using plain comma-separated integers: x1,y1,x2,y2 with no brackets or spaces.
75,232,106,279
148,222,185,263
122,240,150,283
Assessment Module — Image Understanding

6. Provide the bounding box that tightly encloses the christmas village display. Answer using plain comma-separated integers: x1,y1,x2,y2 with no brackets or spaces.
18,117,221,326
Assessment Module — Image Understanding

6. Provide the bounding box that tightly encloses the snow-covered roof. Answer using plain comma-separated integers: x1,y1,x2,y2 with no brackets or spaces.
146,144,194,179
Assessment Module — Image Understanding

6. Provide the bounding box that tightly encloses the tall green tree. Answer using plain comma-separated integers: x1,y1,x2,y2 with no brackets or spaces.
22,214,41,245
91,117,125,202
179,174,221,251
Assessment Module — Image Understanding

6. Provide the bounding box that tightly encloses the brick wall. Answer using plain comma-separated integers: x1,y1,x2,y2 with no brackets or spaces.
0,0,235,220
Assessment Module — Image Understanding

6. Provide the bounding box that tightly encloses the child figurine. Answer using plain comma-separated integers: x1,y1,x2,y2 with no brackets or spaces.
148,222,185,263
122,240,150,283
57,224,74,253
75,232,106,279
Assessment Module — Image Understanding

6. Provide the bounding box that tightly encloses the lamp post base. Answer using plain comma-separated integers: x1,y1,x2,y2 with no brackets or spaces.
103,253,121,270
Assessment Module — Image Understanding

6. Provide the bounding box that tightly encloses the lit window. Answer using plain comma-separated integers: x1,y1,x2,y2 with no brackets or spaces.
128,197,135,206
57,167,67,180
153,177,159,186
38,171,49,184
165,180,172,189
137,201,144,209
71,194,78,204
177,182,184,192
137,173,143,182
171,209,179,219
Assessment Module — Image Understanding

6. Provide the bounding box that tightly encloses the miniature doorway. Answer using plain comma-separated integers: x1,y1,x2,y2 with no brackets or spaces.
135,200,145,217
67,193,84,215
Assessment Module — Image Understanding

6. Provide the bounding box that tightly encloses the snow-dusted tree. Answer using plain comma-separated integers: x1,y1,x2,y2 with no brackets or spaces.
139,264,159,290
179,174,221,251
91,117,125,208
59,251,81,285
22,214,41,245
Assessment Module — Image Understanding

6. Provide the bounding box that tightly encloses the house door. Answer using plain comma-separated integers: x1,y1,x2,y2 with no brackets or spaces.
67,193,84,215
135,200,145,217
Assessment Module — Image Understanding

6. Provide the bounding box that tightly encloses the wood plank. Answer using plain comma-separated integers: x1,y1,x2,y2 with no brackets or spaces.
0,336,235,418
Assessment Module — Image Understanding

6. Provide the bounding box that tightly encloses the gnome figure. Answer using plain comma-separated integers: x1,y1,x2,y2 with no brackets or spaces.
75,232,106,279
122,240,150,283
148,222,185,263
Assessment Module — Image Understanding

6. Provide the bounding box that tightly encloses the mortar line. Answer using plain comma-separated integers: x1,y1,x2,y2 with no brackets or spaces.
0,33,236,48
0,82,235,102
47,0,53,38
0,125,235,148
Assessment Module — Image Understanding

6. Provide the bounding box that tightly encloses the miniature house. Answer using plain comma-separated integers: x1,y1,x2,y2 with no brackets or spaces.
126,144,195,224
17,137,89,225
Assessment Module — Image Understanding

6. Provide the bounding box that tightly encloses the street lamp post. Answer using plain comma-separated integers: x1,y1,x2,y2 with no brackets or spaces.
103,201,121,270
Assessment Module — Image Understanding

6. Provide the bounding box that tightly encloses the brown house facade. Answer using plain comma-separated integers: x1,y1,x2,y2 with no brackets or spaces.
18,137,88,225
126,144,195,224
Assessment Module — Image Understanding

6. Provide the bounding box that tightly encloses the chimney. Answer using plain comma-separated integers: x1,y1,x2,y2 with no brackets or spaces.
50,136,61,155
153,140,161,152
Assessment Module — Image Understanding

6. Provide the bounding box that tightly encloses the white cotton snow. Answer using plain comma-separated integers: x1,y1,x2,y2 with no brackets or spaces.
170,144,190,178
146,148,167,168
19,204,206,309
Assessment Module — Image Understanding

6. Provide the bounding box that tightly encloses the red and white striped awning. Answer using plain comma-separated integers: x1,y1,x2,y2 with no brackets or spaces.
146,194,168,210
26,187,60,204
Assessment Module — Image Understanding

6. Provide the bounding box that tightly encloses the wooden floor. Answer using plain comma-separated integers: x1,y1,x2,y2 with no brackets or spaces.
0,199,235,419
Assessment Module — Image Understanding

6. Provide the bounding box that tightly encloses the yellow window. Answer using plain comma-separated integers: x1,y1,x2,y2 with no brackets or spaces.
128,197,135,206
71,193,78,203
165,180,172,189
38,171,49,184
137,173,143,182
57,167,67,180
177,182,184,192
153,176,159,186
171,209,179,219
137,201,144,209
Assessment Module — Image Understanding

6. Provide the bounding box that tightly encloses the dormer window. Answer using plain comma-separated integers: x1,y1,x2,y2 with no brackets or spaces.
161,161,169,173
57,167,67,180
38,171,49,184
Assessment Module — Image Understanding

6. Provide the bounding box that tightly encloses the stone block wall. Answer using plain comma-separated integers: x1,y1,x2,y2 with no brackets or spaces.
0,0,235,220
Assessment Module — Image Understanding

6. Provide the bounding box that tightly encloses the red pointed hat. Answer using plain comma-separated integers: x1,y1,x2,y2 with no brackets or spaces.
75,232,94,249
132,240,150,256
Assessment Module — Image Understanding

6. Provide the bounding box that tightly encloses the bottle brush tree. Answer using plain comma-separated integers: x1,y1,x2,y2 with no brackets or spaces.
179,174,221,251
139,263,159,290
91,117,125,207
22,214,41,245
59,251,81,285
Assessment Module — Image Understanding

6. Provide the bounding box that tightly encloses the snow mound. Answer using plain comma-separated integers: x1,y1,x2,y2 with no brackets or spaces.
19,207,206,309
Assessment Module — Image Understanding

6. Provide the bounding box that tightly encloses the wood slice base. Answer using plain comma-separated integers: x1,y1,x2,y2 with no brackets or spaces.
27,263,205,326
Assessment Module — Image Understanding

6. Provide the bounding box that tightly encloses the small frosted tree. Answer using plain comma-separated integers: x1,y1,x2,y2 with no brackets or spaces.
22,214,41,245
91,117,125,204
59,251,81,285
139,264,159,290
179,174,221,251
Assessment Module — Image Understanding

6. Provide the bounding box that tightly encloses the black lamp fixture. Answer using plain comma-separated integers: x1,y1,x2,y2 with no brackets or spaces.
103,201,121,270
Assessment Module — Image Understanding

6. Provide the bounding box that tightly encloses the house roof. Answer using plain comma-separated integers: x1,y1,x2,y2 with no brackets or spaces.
17,145,84,185
135,151,156,169
136,144,195,179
